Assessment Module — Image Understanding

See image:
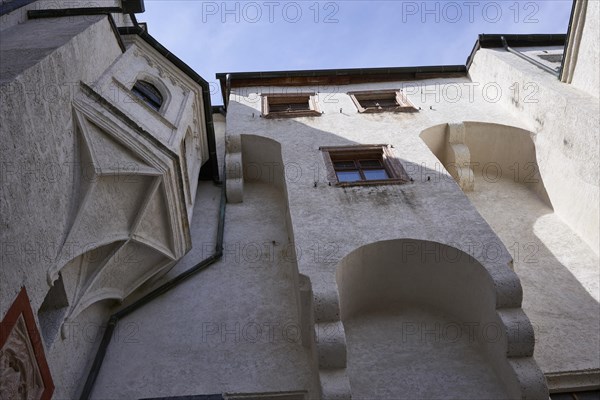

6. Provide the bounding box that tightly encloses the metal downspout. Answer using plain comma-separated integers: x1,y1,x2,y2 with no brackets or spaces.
501,36,560,77
79,170,226,400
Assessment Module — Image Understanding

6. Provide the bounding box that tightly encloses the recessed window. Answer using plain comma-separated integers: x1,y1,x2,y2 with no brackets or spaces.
349,90,417,113
321,145,410,186
262,93,321,118
132,80,163,111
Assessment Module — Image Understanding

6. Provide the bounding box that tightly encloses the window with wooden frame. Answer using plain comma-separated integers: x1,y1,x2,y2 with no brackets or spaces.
348,89,417,113
320,145,410,186
262,93,321,118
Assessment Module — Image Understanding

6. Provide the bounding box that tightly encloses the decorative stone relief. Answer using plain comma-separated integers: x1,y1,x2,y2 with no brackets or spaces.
0,289,54,400
138,50,185,90
0,316,44,400
44,91,190,331
131,42,187,91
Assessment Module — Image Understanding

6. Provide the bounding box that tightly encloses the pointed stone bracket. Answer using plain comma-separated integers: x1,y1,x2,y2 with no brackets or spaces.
44,88,190,328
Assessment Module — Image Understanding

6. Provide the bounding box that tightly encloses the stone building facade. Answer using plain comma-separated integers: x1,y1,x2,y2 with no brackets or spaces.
1,1,598,399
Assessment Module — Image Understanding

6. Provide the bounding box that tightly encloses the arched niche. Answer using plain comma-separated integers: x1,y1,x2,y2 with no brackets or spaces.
241,134,286,190
420,121,551,207
336,239,539,399
226,134,289,203
336,239,496,329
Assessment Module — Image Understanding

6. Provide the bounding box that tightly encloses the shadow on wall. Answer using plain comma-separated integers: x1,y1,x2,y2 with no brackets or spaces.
224,101,554,399
72,99,598,399
420,121,600,382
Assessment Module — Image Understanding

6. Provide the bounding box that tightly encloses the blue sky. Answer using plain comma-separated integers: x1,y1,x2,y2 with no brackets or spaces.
140,1,573,104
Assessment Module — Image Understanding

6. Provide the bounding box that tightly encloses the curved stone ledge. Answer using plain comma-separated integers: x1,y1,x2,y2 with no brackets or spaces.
507,357,549,399
312,287,341,323
488,267,524,309
319,369,352,400
497,308,536,358
315,321,347,369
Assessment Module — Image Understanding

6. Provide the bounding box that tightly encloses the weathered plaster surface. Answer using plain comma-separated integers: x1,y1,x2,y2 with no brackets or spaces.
223,76,550,398
466,174,600,376
469,47,600,256
0,14,122,317
1,1,598,398
345,309,507,399
569,0,600,98
91,181,320,399
1,6,207,398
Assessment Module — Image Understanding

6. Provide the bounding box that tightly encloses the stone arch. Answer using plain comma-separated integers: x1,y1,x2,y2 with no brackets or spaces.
336,238,546,399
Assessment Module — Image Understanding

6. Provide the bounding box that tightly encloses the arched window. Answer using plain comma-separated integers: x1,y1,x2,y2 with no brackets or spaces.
132,80,163,111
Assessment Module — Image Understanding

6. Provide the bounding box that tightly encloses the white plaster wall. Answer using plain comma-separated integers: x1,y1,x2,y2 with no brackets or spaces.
93,38,206,153
0,14,121,319
225,77,548,397
0,10,205,398
571,0,600,98
0,14,124,398
421,122,551,206
469,47,600,255
91,181,321,399
465,173,599,386
420,121,600,387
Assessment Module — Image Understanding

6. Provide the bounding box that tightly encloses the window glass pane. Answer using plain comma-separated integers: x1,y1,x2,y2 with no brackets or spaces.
132,80,163,111
358,159,383,168
336,171,361,182
359,98,398,108
363,169,389,180
269,102,310,112
333,160,356,169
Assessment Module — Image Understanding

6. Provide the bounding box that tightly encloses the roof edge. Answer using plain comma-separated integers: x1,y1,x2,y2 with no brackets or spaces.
476,33,566,49
216,65,467,106
216,64,466,81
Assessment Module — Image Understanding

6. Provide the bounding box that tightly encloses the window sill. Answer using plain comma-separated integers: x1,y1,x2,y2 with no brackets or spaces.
359,107,418,114
263,110,322,119
336,179,410,187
